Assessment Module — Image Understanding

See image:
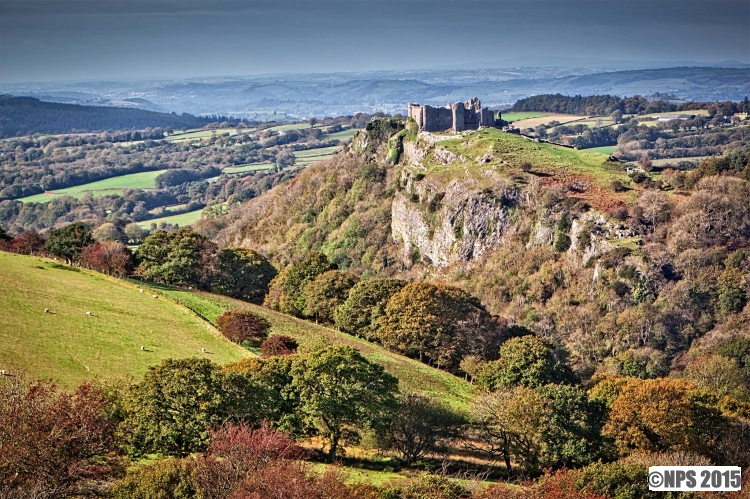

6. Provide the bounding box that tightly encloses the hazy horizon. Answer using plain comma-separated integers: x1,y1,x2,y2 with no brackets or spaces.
1,0,748,84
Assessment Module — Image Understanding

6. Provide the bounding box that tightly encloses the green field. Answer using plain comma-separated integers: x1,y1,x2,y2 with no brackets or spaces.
0,252,251,387
293,146,341,158
323,128,358,141
137,283,476,411
223,163,276,174
137,208,203,229
501,112,550,122
19,170,167,203
264,122,313,132
585,145,618,155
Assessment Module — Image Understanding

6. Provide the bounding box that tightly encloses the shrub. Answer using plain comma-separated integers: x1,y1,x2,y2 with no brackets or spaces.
212,248,277,304
334,278,407,340
260,335,299,358
135,228,219,288
110,457,196,499
0,373,121,497
302,269,359,323
216,309,271,346
44,222,94,263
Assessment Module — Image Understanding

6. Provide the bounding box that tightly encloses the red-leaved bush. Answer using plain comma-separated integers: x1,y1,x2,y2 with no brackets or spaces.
216,309,271,346
260,334,299,357
474,468,608,499
0,372,121,498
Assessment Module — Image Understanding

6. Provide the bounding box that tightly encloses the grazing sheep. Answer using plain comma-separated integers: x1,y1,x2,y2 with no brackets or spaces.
0,370,6,376
201,348,206,353
44,308,50,313
86,311,92,316
188,287,193,290
139,289,144,293
152,295,158,299
141,346,145,351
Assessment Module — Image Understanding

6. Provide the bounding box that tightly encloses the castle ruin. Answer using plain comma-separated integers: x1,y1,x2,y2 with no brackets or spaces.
407,97,497,132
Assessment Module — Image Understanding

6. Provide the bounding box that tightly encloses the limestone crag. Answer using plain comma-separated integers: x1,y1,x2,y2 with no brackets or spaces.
392,169,515,266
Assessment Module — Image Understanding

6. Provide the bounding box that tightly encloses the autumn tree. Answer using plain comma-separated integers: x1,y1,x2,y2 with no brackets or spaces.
260,335,299,358
79,241,133,276
124,222,149,244
302,270,359,324
377,282,504,373
216,309,271,346
682,354,747,399
334,278,407,339
212,248,277,304
44,222,94,263
92,222,126,243
477,336,576,391
377,392,464,465
602,378,725,456
291,346,398,461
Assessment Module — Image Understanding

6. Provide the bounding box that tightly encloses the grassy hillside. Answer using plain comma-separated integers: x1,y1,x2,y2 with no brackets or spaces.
0,252,251,387
137,282,477,411
137,208,204,228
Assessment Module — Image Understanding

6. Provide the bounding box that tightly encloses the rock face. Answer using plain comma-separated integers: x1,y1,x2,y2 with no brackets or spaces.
391,169,514,266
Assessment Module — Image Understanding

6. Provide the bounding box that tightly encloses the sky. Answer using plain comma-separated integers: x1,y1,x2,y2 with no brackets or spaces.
0,0,748,83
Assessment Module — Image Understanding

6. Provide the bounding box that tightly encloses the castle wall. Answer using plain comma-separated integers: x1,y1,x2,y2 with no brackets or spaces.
409,98,495,132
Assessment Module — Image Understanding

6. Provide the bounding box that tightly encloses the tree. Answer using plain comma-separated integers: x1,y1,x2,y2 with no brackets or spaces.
638,154,653,173
260,335,299,358
682,354,747,399
44,222,94,263
610,110,623,124
92,222,126,243
602,378,724,456
79,241,133,276
10,230,46,255
334,278,407,339
291,346,398,461
212,248,277,304
216,309,271,346
265,251,336,317
377,392,463,465
124,222,149,244
718,268,747,315
135,228,218,288
377,282,504,373
302,270,359,323
477,336,576,391
123,358,264,457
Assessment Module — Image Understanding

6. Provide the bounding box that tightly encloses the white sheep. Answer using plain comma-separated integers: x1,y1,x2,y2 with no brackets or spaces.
188,287,193,290
141,346,145,351
0,370,6,376
201,348,206,353
44,308,50,313
152,295,158,299
86,311,92,316
139,289,144,293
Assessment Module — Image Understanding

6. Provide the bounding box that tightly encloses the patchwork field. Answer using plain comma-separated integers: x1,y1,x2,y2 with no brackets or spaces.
585,145,618,154
18,169,167,203
0,252,251,387
136,208,204,229
511,114,586,129
323,128,358,141
501,112,550,122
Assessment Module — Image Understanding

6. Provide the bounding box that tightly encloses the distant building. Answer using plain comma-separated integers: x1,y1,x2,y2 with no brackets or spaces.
408,98,497,132
657,113,697,122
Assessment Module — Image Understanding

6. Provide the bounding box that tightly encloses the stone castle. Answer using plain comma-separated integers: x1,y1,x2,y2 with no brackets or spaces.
407,97,497,132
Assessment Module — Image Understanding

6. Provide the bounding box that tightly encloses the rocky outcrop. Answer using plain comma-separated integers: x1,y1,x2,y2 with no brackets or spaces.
392,169,516,266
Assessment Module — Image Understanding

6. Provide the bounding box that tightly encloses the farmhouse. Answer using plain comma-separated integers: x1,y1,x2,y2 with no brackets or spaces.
408,97,497,132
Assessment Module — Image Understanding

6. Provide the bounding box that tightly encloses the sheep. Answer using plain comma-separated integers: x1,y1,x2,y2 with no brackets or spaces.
86,311,92,316
141,346,145,351
0,370,6,376
152,295,158,299
139,289,144,293
44,308,50,313
188,287,193,290
201,348,206,353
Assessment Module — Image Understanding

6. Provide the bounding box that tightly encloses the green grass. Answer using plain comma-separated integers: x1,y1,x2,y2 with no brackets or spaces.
501,112,550,121
136,283,477,412
324,128,358,141
294,146,342,158
137,209,203,229
264,122,313,132
223,163,276,174
18,170,167,203
0,252,251,388
585,145,618,155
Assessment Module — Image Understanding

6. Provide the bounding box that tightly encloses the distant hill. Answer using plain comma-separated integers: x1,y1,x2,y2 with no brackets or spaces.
0,95,221,138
